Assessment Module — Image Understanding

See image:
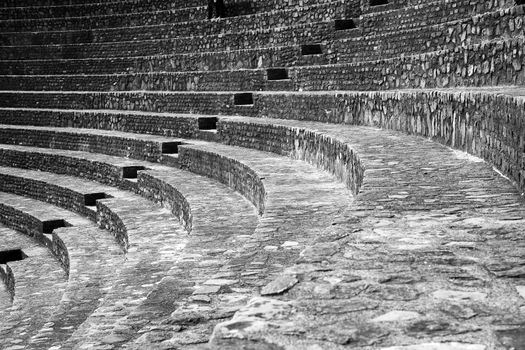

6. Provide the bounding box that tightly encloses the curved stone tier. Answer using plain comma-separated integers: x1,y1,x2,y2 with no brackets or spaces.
0,0,205,20
1,0,525,348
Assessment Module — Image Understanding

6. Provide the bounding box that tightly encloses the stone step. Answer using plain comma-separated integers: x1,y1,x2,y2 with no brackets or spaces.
0,1,345,43
1,35,521,92
0,0,204,20
0,21,334,60
0,243,67,349
0,44,323,75
54,136,353,349
0,91,253,117
207,123,525,348
0,144,258,232
0,107,218,138
0,191,110,348
0,124,187,163
0,6,206,32
0,165,126,220
0,0,203,9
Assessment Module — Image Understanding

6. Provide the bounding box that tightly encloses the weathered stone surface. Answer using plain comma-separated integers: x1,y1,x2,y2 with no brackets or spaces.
381,343,486,350
260,274,299,296
496,327,525,350
371,311,421,323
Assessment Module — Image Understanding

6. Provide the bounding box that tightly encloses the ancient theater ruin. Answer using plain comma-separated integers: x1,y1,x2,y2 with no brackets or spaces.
0,0,524,349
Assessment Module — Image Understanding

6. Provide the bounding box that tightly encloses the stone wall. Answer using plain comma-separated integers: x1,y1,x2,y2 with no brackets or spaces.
0,173,97,221
293,37,525,91
178,145,267,214
0,128,170,162
0,109,201,138
0,92,254,116
0,148,126,188
252,90,525,193
219,120,365,195
331,5,525,63
137,171,193,232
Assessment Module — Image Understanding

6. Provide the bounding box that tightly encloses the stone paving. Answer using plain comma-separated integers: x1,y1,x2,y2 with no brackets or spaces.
201,125,525,350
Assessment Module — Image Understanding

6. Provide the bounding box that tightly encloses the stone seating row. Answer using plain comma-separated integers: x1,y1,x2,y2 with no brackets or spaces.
0,44,328,75
0,1,348,45
0,182,189,348
0,0,495,60
0,0,346,34
0,0,204,20
1,5,519,77
0,0,200,7
359,0,516,35
331,5,524,63
0,5,206,32
0,0,349,20
0,21,335,61
1,35,520,92
1,0,502,45
0,87,522,192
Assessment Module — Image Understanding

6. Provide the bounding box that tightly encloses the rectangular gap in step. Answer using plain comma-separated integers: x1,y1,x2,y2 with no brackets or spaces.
0,249,27,264
301,44,323,56
517,0,525,5
122,166,146,179
267,68,289,81
198,117,218,130
234,93,254,106
40,219,68,234
370,0,388,6
84,192,107,206
334,19,356,30
162,142,182,154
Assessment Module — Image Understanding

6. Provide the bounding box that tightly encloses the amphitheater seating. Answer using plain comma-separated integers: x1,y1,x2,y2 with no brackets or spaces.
1,0,525,348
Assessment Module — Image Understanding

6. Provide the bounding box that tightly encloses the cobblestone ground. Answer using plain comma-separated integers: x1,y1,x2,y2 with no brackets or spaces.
201,127,525,350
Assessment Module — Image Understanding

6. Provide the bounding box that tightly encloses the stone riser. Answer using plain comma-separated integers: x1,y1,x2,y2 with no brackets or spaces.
2,35,523,92
0,0,204,20
0,6,206,32
0,22,334,60
0,2,344,45
0,92,255,116
0,126,183,163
